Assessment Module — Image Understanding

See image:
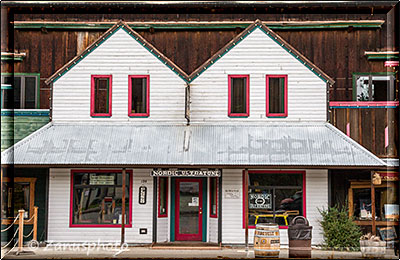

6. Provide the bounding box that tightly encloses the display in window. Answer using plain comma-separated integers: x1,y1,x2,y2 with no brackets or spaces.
246,171,304,227
71,171,131,226
355,74,395,101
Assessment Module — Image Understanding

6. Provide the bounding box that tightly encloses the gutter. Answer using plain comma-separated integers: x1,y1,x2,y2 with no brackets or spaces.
1,1,398,8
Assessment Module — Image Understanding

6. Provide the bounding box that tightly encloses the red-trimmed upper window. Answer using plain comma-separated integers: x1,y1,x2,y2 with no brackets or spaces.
266,75,288,117
243,170,305,229
91,75,112,117
210,178,218,218
228,75,249,117
128,75,150,117
158,177,168,218
70,170,132,228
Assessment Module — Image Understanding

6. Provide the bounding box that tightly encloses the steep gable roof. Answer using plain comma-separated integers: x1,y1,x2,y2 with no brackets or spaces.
45,20,190,85
188,20,335,85
46,20,334,85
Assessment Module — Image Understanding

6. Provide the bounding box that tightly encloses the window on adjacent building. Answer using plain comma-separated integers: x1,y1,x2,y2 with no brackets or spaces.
128,75,149,117
244,171,305,228
266,75,288,117
91,75,112,117
354,74,395,101
228,75,249,117
71,170,131,227
1,177,36,224
1,74,39,109
210,178,218,218
158,177,168,217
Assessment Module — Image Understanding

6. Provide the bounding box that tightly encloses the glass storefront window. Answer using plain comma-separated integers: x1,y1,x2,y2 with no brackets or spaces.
246,171,304,227
71,171,131,226
210,178,218,217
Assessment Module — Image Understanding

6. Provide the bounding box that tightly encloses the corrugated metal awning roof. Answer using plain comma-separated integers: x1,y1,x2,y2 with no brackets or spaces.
1,123,386,168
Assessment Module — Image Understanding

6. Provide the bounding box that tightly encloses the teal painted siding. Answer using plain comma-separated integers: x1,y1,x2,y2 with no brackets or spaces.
1,113,49,151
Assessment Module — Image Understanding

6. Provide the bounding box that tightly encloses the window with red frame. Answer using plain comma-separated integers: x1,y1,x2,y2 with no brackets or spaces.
266,75,287,117
129,75,149,117
210,178,218,218
71,171,131,227
91,75,112,117
244,171,304,228
158,177,168,217
228,75,249,117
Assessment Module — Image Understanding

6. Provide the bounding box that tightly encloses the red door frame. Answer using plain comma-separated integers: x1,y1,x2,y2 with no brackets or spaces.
175,178,203,241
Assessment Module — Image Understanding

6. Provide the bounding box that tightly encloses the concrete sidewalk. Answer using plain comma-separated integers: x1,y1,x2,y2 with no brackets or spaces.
1,246,398,259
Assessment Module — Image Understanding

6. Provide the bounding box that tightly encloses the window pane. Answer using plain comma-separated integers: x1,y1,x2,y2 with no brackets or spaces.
374,186,398,221
230,77,247,114
94,77,109,114
13,183,30,218
275,188,302,226
159,178,168,216
14,77,22,109
356,75,394,101
210,178,217,216
2,89,12,109
24,77,36,109
72,172,130,225
1,182,12,218
130,77,147,114
248,173,303,227
352,188,372,220
268,77,285,114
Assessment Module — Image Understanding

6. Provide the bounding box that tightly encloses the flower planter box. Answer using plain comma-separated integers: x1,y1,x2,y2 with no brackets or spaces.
360,240,386,258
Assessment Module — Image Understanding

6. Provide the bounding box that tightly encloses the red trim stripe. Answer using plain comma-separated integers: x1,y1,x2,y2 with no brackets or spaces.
69,169,133,228
242,170,306,229
228,75,250,117
90,75,112,117
128,75,150,117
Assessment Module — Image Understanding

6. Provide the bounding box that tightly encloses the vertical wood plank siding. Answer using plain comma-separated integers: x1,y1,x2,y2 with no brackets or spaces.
52,28,186,123
221,169,327,245
190,28,326,123
48,168,153,243
330,107,398,157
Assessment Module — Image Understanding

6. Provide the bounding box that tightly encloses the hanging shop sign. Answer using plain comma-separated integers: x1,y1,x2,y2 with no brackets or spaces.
139,186,147,205
151,169,221,177
249,193,272,209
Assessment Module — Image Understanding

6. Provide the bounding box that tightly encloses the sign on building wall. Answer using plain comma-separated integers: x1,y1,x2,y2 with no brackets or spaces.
139,186,147,205
249,193,272,209
224,189,240,199
151,169,221,177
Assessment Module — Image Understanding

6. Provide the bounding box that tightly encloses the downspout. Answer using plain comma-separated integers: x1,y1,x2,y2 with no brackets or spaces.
185,82,191,126
49,83,53,121
326,82,330,122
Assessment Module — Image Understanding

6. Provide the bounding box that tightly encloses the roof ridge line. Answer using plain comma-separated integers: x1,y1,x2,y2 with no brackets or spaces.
1,122,53,156
45,20,190,85
187,19,335,84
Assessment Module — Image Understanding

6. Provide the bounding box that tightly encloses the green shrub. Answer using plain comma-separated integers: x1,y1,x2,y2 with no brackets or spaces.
318,205,362,251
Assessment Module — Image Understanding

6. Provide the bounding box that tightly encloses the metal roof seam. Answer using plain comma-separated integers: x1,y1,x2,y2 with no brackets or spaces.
324,123,387,166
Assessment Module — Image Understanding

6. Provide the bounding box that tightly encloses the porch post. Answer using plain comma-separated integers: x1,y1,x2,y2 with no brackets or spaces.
218,170,222,245
121,168,126,245
370,171,376,235
244,168,249,250
152,176,158,245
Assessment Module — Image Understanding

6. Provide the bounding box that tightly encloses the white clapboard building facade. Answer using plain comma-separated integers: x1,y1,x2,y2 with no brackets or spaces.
2,20,386,246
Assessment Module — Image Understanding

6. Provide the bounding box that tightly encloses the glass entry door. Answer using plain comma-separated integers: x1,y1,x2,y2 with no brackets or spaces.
175,179,203,241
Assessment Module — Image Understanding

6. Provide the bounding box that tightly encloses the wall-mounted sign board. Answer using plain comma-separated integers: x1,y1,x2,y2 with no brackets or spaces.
151,169,221,177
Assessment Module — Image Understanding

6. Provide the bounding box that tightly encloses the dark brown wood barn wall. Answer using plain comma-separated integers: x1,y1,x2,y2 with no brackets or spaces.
4,12,396,108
